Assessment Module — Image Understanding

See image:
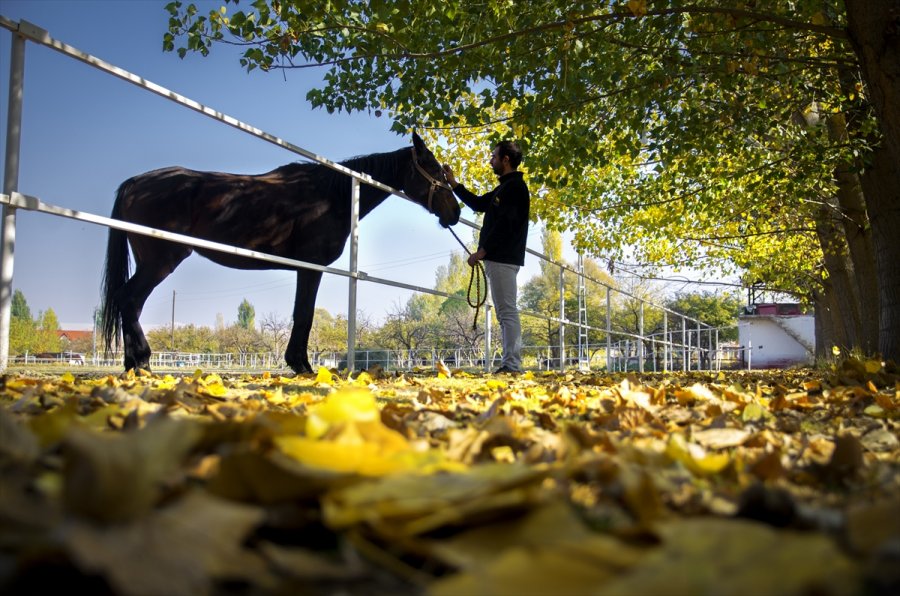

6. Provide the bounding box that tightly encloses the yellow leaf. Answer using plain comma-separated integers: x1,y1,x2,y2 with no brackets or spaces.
742,401,770,422
863,404,885,418
60,372,75,384
29,400,80,448
275,437,407,476
666,433,730,476
155,375,179,390
315,366,334,385
352,371,374,386
437,360,452,378
305,387,379,439
626,0,648,17
864,359,882,374
323,464,545,533
203,373,223,384
202,382,228,397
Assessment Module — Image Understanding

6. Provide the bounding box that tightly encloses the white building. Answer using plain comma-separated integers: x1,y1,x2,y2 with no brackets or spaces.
738,303,815,369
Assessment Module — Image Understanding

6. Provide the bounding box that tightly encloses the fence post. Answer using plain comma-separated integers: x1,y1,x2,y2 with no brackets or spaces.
696,320,702,370
347,177,360,372
558,264,565,372
606,287,611,372
0,31,26,372
715,327,720,371
577,253,589,370
638,302,645,373
663,310,669,372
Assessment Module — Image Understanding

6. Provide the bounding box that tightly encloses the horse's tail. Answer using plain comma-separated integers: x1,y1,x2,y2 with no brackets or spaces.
100,181,132,355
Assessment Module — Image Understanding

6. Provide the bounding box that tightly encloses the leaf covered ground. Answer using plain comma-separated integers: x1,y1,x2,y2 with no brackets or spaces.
1,361,899,595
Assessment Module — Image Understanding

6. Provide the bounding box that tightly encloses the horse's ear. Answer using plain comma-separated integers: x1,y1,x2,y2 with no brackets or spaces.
412,132,426,151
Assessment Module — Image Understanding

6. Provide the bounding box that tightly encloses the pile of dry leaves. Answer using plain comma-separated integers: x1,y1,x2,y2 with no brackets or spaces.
1,359,898,595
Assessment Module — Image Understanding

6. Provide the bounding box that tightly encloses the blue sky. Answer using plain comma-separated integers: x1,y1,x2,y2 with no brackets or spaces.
0,0,548,331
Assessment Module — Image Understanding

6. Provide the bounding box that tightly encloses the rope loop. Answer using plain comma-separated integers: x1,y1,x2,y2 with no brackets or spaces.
466,260,487,330
449,228,487,331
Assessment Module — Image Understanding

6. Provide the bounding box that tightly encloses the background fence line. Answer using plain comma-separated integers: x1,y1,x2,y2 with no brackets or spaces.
0,14,719,374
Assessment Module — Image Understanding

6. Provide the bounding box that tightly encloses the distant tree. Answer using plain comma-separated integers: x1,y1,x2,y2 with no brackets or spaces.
147,324,218,353
612,277,665,338
11,290,31,321
33,309,61,353
308,308,347,354
259,312,291,357
9,318,36,356
378,300,430,353
520,227,617,362
9,290,36,355
219,324,267,356
237,299,255,330
665,291,743,342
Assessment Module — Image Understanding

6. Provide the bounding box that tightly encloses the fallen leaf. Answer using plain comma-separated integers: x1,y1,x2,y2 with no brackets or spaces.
62,417,203,523
596,518,859,596
63,490,266,596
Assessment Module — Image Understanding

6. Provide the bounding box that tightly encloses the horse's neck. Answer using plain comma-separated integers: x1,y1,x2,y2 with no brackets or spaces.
358,186,392,219
352,148,408,219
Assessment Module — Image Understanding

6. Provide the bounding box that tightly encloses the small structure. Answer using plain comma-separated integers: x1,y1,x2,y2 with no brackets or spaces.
738,303,814,369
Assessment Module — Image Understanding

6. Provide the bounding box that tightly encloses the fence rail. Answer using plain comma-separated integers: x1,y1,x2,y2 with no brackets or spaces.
8,339,748,374
0,14,721,374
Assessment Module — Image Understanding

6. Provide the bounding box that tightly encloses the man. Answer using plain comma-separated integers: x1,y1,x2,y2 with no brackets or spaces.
443,141,530,373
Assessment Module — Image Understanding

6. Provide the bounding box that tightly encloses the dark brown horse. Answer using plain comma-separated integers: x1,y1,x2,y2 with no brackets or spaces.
101,133,459,373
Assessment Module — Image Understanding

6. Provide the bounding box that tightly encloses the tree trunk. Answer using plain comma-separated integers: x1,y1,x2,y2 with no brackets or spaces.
857,143,900,361
845,0,900,361
812,285,840,361
814,199,861,353
827,114,880,354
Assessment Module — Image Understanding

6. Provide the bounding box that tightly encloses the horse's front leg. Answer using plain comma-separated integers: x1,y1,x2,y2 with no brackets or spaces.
285,268,323,374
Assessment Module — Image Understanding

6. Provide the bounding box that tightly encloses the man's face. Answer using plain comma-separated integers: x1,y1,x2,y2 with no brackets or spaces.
489,147,507,176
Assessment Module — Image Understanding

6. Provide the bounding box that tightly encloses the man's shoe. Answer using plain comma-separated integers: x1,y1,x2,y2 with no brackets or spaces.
493,366,521,374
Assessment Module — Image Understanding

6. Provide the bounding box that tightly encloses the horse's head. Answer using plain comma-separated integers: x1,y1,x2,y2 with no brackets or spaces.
406,133,461,228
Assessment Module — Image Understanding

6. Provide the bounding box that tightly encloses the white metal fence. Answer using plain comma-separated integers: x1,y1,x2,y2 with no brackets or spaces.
0,15,721,374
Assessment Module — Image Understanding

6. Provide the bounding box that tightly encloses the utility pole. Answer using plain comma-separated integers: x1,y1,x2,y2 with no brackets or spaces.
92,305,98,365
171,290,175,351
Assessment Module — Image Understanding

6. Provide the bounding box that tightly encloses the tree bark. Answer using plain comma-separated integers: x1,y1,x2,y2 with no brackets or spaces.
857,143,900,361
827,114,880,354
814,199,860,353
812,284,840,361
844,0,900,362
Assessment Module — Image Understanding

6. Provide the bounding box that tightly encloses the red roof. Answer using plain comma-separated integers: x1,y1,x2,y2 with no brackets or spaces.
56,330,93,342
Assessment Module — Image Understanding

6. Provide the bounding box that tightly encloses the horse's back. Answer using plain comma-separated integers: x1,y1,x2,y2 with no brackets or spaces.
112,162,348,268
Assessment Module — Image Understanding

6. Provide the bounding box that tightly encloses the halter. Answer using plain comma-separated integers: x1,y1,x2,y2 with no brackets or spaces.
410,146,454,214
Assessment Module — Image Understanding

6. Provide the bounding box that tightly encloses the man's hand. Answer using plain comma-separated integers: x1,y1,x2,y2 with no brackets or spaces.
442,164,458,189
468,247,486,266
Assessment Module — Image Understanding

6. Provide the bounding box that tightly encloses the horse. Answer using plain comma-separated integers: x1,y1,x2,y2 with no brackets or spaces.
101,132,460,373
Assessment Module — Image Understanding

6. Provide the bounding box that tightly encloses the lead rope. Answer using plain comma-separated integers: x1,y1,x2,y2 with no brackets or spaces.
449,227,487,330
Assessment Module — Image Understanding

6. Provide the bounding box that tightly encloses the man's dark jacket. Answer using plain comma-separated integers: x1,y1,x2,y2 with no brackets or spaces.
453,171,530,266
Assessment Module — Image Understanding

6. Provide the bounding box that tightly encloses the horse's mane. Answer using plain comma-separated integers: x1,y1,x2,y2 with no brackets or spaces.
264,147,410,200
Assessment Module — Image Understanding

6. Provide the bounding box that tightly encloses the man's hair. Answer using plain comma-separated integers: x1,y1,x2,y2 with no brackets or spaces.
495,140,523,169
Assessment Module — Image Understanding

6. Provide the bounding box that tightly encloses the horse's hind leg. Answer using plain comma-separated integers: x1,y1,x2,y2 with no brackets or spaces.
118,247,189,371
285,269,323,374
